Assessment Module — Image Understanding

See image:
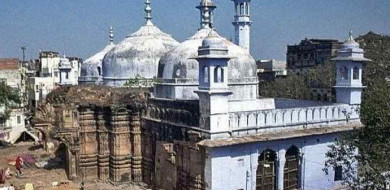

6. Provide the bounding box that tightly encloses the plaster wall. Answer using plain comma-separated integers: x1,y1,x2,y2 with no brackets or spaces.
206,133,343,190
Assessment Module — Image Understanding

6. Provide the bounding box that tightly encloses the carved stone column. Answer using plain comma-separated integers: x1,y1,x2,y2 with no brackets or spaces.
131,110,142,182
109,107,132,183
96,107,109,181
141,120,153,185
79,106,98,181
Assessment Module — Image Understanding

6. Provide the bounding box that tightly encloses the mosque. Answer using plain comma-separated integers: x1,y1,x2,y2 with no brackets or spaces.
72,0,369,189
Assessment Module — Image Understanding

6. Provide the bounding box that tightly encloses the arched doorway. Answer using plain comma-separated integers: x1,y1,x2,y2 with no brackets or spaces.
256,149,277,190
284,146,300,190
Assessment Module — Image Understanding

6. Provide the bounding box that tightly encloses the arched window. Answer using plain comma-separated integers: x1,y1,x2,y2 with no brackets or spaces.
204,66,209,83
245,2,250,15
284,146,300,190
240,3,245,15
256,149,276,190
340,66,348,80
214,66,224,83
353,66,359,80
97,67,101,76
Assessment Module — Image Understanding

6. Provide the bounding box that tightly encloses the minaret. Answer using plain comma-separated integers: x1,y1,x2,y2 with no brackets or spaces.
232,0,252,51
332,31,371,105
145,0,153,25
196,0,216,29
109,26,114,45
194,31,233,139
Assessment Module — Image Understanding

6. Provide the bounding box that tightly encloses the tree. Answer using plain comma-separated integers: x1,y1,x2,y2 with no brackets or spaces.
0,82,21,120
324,80,390,189
324,32,390,189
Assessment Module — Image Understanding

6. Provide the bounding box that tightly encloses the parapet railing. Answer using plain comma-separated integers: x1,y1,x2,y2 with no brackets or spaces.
227,104,360,132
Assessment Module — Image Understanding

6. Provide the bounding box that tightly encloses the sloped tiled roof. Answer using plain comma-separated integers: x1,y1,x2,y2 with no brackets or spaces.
0,58,19,70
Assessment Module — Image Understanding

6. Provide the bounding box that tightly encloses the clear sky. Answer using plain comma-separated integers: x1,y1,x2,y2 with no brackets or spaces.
0,0,389,61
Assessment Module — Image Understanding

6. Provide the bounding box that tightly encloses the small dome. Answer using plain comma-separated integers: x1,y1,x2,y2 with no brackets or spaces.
158,28,256,81
79,43,115,84
201,33,226,49
103,23,179,87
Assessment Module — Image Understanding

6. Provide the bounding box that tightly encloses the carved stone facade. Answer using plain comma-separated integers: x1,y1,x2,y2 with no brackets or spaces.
57,104,144,184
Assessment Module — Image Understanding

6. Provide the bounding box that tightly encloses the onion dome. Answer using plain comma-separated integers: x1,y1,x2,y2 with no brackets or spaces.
154,0,257,100
331,31,371,62
102,0,179,87
79,26,115,85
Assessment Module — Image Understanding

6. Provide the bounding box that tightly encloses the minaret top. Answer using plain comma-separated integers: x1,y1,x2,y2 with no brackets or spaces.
109,26,114,45
145,0,153,25
197,0,216,29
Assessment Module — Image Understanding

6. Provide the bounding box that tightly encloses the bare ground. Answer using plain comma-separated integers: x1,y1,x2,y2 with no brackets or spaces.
0,142,147,190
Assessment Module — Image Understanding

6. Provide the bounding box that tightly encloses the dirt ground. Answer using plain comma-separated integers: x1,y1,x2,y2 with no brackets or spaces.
0,142,147,190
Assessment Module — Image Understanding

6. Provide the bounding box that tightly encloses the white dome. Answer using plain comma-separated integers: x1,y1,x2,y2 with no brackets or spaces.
155,28,258,100
102,22,179,87
158,28,257,81
79,43,115,85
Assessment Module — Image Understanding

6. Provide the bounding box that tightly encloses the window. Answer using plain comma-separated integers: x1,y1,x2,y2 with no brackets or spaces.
204,66,209,83
214,67,224,83
65,71,69,79
353,66,359,80
54,72,58,77
97,67,102,76
340,66,348,80
17,116,21,124
334,166,343,181
240,3,244,15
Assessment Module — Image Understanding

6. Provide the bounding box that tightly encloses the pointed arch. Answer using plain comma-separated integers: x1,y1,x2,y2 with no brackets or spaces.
256,149,277,190
284,146,301,190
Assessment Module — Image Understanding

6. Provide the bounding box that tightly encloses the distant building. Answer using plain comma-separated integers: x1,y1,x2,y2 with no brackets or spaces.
58,56,81,86
257,59,287,82
0,59,36,143
287,38,341,74
26,77,56,111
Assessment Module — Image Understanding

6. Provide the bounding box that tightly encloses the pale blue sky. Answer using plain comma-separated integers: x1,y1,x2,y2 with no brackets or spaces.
0,0,389,61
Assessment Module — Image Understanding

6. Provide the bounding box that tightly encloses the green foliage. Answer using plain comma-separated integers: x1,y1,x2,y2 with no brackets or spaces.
0,82,21,120
325,81,390,189
324,32,390,188
124,74,148,87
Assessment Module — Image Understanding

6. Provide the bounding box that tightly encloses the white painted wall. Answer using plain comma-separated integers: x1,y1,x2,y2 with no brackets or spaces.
206,133,344,190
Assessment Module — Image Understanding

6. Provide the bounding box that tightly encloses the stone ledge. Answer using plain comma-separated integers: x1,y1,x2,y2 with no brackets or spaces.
198,122,362,147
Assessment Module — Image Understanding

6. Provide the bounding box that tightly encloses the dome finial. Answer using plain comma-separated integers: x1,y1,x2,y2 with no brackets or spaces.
348,30,354,42
109,26,114,45
145,0,153,25
197,0,216,29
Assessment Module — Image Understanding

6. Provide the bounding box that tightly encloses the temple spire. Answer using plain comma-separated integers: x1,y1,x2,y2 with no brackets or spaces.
196,0,216,30
145,0,153,25
109,26,114,45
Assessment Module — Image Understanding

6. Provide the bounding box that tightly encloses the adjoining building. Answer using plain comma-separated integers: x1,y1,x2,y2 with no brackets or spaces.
256,59,287,82
287,38,342,74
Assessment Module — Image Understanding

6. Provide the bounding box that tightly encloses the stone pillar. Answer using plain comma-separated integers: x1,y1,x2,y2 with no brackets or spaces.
131,110,142,182
141,120,153,185
109,108,132,183
188,144,203,190
79,107,98,181
277,149,286,190
97,108,109,181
